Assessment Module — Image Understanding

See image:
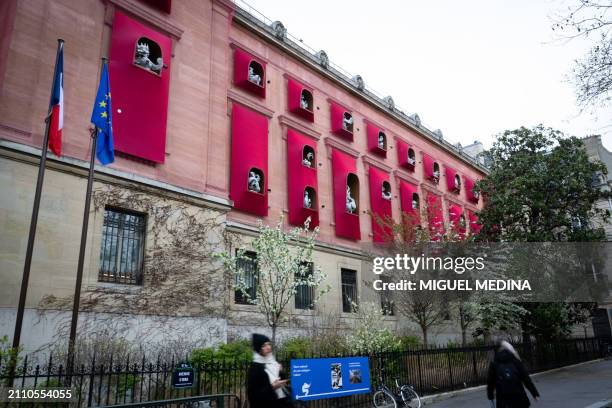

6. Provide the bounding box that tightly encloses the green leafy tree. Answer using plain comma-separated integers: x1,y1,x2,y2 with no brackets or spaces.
216,217,330,344
476,125,609,242
475,125,610,340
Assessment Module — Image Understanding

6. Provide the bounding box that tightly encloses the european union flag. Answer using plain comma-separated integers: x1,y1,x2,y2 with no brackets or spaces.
91,61,114,165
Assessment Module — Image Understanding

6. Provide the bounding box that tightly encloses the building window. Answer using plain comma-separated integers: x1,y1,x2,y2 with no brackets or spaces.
133,37,163,76
341,268,358,313
346,173,359,214
302,145,315,168
99,208,146,285
380,276,395,316
295,262,314,310
235,250,258,304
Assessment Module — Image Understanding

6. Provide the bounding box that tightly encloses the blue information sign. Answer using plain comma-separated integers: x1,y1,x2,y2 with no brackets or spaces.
290,357,371,401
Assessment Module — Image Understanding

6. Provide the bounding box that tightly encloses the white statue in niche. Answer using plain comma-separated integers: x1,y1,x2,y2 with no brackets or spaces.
378,134,385,150
433,168,440,180
300,94,310,110
382,185,392,200
459,215,466,228
454,175,461,189
248,171,261,193
408,153,416,165
134,42,163,74
248,66,261,85
412,197,419,210
343,114,353,130
302,151,314,167
346,186,357,213
304,190,312,208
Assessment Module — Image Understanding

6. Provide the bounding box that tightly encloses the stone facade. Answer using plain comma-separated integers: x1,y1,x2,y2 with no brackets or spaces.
0,0,488,352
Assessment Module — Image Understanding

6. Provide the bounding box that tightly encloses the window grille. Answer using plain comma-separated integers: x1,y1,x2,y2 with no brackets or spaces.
295,262,314,310
341,268,358,313
235,250,258,304
99,208,146,285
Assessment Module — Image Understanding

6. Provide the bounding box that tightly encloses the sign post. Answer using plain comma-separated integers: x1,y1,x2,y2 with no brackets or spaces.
290,357,371,401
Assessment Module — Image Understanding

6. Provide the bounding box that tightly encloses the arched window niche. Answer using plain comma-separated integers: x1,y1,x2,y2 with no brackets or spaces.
248,60,264,87
302,145,315,168
346,173,359,214
303,186,317,209
133,37,163,76
382,181,392,201
300,89,313,112
407,148,416,166
454,174,461,191
377,131,387,151
343,112,354,133
247,168,264,194
432,162,440,183
412,193,420,210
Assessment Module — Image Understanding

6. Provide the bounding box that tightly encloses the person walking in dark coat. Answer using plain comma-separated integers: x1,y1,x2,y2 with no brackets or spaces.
487,340,540,408
247,333,292,408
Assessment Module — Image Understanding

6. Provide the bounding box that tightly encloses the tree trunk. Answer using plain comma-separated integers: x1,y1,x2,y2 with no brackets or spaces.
421,326,428,347
483,330,492,345
459,308,467,346
272,324,277,345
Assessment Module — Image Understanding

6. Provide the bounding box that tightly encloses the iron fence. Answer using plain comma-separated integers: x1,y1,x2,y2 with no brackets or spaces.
0,337,605,407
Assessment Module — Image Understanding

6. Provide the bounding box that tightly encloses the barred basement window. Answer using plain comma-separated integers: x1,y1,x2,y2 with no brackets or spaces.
235,250,258,304
295,262,314,310
99,208,146,285
341,268,358,313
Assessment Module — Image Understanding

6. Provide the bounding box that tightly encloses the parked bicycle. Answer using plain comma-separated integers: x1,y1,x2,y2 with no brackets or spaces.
372,368,421,408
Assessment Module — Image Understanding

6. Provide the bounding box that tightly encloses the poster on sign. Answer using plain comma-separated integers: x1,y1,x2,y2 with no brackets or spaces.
290,357,370,401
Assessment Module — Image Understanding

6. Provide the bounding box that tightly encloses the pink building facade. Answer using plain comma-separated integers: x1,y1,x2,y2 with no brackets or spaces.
0,0,487,346
0,0,485,248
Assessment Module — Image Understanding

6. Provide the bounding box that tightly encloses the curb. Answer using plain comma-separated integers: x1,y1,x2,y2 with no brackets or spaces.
584,400,612,408
420,358,605,406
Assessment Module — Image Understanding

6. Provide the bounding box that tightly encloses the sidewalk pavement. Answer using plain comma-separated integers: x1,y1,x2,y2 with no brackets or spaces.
425,359,612,408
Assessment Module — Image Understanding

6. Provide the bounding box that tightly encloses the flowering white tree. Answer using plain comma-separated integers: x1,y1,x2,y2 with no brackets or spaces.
216,217,330,344
344,301,400,354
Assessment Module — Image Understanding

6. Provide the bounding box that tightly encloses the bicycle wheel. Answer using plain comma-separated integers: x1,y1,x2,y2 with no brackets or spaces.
372,390,398,408
400,385,421,408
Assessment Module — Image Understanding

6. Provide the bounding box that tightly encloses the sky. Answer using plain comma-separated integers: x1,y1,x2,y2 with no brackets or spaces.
243,0,612,151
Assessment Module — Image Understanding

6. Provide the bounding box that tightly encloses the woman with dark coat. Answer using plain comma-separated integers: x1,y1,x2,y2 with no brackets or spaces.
247,333,292,408
487,340,540,408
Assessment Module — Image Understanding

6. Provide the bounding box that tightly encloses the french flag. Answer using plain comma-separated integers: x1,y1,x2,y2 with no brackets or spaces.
48,41,64,156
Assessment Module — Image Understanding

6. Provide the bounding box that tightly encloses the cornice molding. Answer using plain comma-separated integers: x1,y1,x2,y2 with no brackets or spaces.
229,39,269,62
393,169,420,186
421,184,442,196
326,97,354,112
324,137,360,159
361,155,392,173
278,115,321,140
227,89,274,118
282,72,316,91
0,140,232,211
105,0,184,39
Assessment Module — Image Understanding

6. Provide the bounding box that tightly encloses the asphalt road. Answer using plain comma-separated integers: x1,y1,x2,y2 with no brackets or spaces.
428,359,612,408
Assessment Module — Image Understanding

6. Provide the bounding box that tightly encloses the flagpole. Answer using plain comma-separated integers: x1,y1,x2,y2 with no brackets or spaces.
10,39,64,385
67,57,106,368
